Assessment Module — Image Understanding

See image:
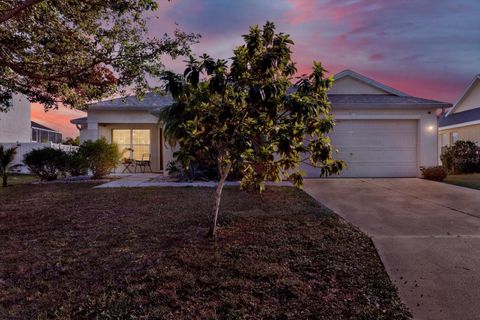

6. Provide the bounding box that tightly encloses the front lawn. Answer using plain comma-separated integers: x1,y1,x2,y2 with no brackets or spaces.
0,184,410,319
444,173,480,190
2,173,36,186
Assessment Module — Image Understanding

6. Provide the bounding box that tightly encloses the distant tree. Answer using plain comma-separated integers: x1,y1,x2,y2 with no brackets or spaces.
0,145,21,187
63,136,80,146
0,0,199,112
160,22,344,237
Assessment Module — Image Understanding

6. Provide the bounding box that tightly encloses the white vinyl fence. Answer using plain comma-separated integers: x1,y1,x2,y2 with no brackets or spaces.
1,142,79,173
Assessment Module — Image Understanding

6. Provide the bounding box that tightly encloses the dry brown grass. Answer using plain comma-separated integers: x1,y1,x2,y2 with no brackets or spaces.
0,183,410,319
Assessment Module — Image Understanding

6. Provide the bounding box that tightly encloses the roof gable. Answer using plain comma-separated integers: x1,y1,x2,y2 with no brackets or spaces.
447,75,480,115
330,70,407,96
31,121,58,132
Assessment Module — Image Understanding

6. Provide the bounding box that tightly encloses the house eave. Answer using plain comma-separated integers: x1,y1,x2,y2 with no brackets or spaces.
332,103,450,110
439,120,480,131
89,106,159,112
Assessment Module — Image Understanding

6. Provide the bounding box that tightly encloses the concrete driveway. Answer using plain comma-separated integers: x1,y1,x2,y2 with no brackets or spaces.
303,178,480,320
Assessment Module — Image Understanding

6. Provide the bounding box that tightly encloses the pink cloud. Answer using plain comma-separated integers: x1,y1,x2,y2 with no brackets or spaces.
31,103,85,139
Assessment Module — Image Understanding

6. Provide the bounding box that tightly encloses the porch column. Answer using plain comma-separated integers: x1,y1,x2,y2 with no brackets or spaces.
81,122,99,142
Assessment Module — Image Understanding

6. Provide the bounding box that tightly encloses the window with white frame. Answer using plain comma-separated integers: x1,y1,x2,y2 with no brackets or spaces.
451,132,460,144
440,133,449,147
112,129,151,160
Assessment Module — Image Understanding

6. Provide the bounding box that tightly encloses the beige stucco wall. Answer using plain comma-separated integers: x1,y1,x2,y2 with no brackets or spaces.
454,80,480,113
78,108,174,172
0,94,31,143
333,108,439,175
329,77,388,95
97,123,162,172
439,124,480,146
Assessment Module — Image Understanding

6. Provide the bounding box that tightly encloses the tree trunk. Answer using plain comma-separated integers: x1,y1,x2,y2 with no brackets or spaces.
2,172,7,187
0,0,44,24
207,162,232,237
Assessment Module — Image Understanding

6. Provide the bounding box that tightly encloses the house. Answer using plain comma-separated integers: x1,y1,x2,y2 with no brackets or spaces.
71,94,175,172
31,121,62,144
439,74,480,148
0,95,62,144
1,94,75,172
0,94,31,143
71,70,450,177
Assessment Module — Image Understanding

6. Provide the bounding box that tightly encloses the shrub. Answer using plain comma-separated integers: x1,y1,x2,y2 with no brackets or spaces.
65,152,89,176
420,166,447,181
79,138,120,179
166,159,211,181
441,140,480,174
23,148,67,181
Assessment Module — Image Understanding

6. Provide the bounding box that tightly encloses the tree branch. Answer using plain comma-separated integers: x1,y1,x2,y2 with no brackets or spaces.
0,0,45,24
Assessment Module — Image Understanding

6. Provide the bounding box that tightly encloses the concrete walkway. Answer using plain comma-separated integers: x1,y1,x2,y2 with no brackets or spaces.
303,178,480,320
95,174,293,188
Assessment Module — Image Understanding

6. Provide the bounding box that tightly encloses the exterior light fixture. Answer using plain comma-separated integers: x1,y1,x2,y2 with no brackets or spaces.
427,125,435,132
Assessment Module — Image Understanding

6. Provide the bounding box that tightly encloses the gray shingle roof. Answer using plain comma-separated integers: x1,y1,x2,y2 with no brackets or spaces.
89,92,174,110
87,91,450,112
31,121,59,132
328,94,451,109
439,107,480,128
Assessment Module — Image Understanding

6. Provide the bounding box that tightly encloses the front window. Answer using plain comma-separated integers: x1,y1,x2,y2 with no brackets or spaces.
451,132,459,144
40,130,49,143
112,129,151,160
440,133,449,147
32,128,38,142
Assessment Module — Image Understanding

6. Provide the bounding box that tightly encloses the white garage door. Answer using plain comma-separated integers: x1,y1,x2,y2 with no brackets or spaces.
303,119,418,178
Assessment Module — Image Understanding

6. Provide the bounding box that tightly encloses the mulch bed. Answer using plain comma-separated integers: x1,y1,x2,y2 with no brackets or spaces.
0,184,410,319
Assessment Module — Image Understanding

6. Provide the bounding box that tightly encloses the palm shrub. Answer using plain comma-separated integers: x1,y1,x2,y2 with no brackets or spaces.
78,138,120,179
0,145,21,187
23,148,67,181
441,140,480,174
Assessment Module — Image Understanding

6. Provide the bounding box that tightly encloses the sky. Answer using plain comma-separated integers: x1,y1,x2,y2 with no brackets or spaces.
33,0,480,138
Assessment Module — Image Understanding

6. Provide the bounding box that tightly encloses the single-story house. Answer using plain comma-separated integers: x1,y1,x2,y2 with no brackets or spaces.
439,74,480,148
71,70,450,178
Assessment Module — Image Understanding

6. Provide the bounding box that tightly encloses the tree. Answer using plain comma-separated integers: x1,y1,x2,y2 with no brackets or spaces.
0,145,21,187
0,0,199,112
63,136,80,146
159,22,344,237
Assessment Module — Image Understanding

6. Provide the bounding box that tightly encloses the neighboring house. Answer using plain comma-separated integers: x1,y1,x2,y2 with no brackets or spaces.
0,95,62,144
71,70,450,177
1,94,75,172
31,121,62,144
439,74,480,149
0,94,31,143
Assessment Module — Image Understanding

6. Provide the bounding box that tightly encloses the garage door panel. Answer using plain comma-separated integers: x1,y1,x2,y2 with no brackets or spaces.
303,119,419,178
331,134,417,148
337,149,417,163
335,120,417,131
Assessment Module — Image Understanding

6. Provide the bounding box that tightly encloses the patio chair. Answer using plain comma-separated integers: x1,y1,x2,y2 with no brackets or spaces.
121,157,134,173
134,153,152,173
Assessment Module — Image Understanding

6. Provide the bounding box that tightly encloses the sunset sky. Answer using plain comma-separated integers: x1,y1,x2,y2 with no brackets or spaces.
33,0,480,138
